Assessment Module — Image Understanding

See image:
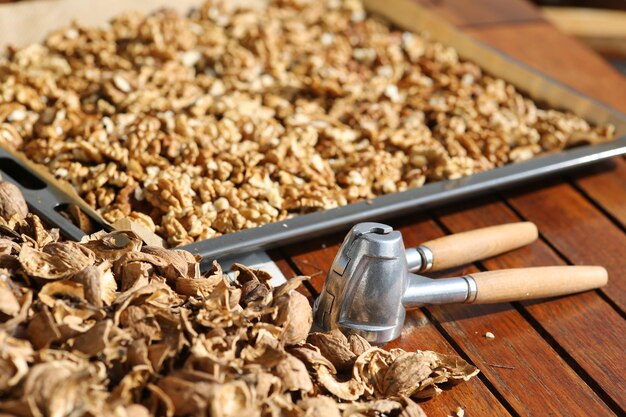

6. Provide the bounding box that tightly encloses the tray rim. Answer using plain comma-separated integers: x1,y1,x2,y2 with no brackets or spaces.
179,136,626,265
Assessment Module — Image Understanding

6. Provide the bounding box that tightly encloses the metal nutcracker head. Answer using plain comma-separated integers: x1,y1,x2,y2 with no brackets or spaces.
312,222,409,344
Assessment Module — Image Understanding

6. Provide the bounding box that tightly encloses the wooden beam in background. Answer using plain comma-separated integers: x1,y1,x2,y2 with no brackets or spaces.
542,6,626,57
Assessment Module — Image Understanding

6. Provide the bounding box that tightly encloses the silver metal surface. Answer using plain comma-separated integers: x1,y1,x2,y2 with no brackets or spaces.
402,273,475,307
0,148,98,241
409,245,434,273
313,222,477,344
464,275,478,304
405,247,423,272
313,222,406,344
417,245,434,272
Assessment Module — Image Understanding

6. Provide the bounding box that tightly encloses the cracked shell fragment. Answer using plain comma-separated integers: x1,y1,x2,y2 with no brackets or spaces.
20,357,108,417
0,182,28,222
0,332,33,391
0,272,21,317
19,242,95,279
308,329,357,372
274,353,314,393
81,231,143,262
273,288,312,346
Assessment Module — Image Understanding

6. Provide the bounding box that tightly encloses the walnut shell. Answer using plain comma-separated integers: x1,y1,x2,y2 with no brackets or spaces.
274,290,312,346
0,181,28,222
274,353,313,393
308,330,356,372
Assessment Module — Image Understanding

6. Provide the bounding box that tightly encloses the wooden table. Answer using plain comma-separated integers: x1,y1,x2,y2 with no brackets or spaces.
269,1,626,416
1,0,622,415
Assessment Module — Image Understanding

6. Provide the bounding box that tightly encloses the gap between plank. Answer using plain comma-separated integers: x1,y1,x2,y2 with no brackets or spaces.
279,248,321,298
567,177,626,234
420,306,522,417
501,188,626,319
471,196,626,412
511,302,625,416
456,16,545,30
500,193,626,319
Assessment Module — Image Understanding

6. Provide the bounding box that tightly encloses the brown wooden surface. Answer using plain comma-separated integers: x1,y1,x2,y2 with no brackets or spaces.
272,0,626,415
573,158,626,228
465,21,626,113
414,0,543,27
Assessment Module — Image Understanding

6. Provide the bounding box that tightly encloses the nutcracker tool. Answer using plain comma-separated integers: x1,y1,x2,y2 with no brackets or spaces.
313,222,608,344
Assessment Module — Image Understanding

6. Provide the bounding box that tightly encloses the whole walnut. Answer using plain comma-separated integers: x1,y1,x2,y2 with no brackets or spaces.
0,181,28,221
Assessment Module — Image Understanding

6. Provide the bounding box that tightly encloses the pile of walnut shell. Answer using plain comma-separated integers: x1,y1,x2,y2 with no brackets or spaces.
0,180,478,417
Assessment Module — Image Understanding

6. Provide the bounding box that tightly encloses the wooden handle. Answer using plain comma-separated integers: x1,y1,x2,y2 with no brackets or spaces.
470,266,608,304
421,222,538,272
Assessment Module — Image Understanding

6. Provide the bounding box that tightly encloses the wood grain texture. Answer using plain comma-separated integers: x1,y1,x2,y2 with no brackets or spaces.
429,301,616,416
437,197,626,409
397,217,615,416
504,180,626,310
413,0,542,27
464,19,626,231
572,158,626,228
465,22,626,113
420,222,538,272
470,266,608,303
386,309,512,417
541,6,626,57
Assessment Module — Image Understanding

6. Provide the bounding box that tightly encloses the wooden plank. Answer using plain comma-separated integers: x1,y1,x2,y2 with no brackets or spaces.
396,218,616,417
541,6,626,57
504,180,626,311
275,242,512,417
387,310,512,417
428,300,615,416
465,22,626,113
436,197,626,411
413,0,542,27
572,158,626,229
540,6,626,38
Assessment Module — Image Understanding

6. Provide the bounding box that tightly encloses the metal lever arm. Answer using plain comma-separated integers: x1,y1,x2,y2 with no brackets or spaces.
402,273,477,308
406,222,538,273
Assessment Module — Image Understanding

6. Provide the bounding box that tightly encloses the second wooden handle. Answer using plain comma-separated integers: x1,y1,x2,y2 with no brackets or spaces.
422,222,538,272
470,266,608,304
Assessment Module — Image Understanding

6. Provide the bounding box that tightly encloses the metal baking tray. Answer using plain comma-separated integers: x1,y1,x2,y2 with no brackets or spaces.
1,0,625,266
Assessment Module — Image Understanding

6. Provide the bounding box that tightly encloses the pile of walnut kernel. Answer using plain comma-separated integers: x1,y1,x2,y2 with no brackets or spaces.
0,0,614,246
0,180,478,417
